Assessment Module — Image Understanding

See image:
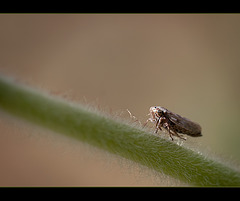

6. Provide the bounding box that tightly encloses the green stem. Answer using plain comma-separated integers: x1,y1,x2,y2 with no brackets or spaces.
0,75,240,186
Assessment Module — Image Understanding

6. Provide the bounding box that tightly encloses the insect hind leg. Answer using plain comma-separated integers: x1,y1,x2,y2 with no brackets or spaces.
172,130,186,141
164,123,186,141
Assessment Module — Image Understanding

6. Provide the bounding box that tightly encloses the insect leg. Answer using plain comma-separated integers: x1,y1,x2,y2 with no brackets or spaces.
164,123,174,141
155,118,159,133
172,130,187,141
143,118,152,128
155,117,164,134
143,114,159,128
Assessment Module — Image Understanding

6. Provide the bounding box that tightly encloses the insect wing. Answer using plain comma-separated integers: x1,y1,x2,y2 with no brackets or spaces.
165,110,202,135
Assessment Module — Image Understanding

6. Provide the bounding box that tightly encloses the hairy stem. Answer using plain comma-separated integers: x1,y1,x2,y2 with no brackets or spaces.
0,75,240,186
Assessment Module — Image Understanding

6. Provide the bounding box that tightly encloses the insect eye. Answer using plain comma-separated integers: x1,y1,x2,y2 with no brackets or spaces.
158,111,163,115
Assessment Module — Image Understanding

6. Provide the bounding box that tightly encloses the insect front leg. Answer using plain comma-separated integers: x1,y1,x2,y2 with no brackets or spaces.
143,118,151,128
143,116,157,128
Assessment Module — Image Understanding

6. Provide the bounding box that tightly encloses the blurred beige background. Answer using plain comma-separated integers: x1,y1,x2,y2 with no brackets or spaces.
0,14,240,186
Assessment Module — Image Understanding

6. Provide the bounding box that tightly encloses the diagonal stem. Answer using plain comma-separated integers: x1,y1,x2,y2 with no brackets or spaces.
0,75,240,186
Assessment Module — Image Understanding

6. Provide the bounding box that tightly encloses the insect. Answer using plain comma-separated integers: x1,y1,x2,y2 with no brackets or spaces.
145,106,202,141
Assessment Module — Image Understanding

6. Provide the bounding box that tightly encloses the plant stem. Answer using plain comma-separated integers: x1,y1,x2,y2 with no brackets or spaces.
0,75,240,186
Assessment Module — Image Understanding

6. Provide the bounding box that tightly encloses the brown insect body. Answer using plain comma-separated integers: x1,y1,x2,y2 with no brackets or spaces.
148,106,202,141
